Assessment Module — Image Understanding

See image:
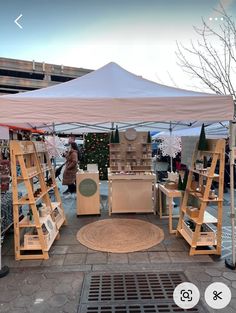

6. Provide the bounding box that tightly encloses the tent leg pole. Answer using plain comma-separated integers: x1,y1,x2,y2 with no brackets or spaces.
170,121,173,172
52,122,56,168
170,157,173,172
225,120,236,270
0,176,10,278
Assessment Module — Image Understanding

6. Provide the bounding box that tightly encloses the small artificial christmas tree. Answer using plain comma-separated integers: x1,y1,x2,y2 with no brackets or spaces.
147,131,152,143
110,131,115,143
178,174,183,191
203,156,208,169
114,126,120,143
198,123,207,151
182,170,188,191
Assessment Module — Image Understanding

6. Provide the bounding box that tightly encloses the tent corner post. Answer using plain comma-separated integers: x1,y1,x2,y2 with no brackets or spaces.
225,120,236,270
225,258,236,270
0,177,10,278
0,265,10,278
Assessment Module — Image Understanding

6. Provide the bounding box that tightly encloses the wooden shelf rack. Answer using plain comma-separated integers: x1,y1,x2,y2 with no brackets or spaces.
177,139,225,256
10,140,66,260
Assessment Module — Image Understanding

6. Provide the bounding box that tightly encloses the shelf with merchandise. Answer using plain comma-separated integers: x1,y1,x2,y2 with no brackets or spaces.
177,138,225,256
10,140,66,260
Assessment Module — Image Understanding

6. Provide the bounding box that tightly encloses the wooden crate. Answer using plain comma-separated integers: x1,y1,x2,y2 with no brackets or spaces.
24,232,50,250
24,215,57,250
183,220,216,246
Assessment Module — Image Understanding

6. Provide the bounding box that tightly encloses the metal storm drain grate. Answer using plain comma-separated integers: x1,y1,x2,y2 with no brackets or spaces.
78,272,208,313
79,303,201,313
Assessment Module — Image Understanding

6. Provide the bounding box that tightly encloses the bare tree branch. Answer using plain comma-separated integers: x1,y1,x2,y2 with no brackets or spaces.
176,4,236,105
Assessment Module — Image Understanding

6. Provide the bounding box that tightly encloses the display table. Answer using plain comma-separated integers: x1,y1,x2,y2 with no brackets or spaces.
158,184,183,234
108,173,156,215
76,171,100,215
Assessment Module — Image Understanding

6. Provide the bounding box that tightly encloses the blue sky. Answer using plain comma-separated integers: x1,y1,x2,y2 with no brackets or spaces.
1,0,235,88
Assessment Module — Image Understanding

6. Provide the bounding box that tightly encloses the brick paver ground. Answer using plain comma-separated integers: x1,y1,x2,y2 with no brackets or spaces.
1,183,236,313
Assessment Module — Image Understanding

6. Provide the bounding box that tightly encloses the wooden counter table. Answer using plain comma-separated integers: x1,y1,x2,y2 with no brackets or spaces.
108,173,156,215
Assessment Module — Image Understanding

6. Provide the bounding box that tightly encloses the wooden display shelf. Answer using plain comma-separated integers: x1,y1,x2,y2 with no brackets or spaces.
19,216,37,227
183,209,218,224
14,151,35,155
187,190,223,203
18,191,47,204
130,169,151,171
198,150,220,155
191,169,219,179
177,138,225,256
10,140,66,260
19,202,63,228
132,165,151,167
109,131,152,174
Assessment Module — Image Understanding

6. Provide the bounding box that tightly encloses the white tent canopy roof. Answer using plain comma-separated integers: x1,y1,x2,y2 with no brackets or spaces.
0,62,233,124
7,62,213,98
153,122,229,139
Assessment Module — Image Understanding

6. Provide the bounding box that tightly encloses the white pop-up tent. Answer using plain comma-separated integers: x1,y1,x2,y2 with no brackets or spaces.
0,62,233,124
0,62,235,269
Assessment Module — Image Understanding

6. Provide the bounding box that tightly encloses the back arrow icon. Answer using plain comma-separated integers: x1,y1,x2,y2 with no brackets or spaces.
14,14,23,29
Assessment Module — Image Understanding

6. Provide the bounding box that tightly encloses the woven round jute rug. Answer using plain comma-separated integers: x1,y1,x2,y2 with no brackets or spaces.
76,219,164,253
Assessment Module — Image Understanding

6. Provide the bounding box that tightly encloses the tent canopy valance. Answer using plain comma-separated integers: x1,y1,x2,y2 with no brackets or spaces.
0,62,233,124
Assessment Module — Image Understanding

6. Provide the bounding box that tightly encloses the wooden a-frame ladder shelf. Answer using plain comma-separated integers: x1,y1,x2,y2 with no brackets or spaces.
10,140,67,260
177,139,225,256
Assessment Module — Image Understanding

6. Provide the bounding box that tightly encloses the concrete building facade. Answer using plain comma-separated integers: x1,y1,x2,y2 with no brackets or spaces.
0,57,92,95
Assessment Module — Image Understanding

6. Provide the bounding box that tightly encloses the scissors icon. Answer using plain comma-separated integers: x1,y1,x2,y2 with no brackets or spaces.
213,290,223,300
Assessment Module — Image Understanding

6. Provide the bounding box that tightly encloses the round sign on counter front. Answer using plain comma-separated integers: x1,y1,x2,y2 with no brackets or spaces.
79,178,97,197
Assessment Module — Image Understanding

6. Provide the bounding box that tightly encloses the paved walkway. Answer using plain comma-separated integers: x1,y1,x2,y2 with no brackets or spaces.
1,183,236,313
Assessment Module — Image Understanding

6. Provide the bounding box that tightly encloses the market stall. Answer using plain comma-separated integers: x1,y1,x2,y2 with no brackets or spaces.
0,62,234,264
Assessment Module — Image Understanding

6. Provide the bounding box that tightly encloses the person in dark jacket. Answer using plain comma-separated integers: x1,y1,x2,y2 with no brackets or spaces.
62,142,79,195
